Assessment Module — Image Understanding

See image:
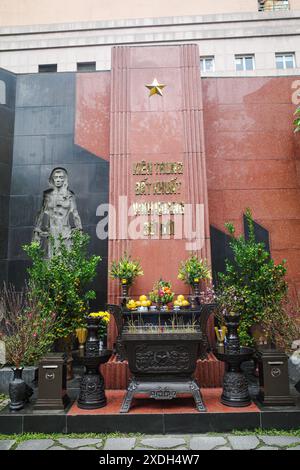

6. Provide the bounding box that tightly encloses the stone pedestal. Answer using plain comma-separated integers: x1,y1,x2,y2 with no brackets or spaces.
256,349,295,406
34,353,70,411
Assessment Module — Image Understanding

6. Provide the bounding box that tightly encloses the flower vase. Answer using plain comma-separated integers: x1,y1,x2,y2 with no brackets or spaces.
9,367,33,412
121,282,130,307
224,313,241,354
190,283,200,309
76,327,88,358
85,317,100,357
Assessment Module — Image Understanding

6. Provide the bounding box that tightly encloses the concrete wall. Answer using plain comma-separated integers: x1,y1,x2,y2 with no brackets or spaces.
0,0,259,27
291,0,300,9
0,11,299,77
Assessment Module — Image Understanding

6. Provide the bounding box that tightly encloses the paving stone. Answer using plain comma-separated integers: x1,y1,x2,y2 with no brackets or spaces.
104,438,136,450
260,436,300,447
190,437,227,450
57,438,102,449
214,447,232,451
17,439,55,450
227,436,259,450
49,446,66,451
257,446,279,450
141,437,186,449
0,440,15,450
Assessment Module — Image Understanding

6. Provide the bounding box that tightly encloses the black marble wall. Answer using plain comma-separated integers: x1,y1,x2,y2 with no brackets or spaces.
210,216,270,287
7,72,109,308
0,68,16,285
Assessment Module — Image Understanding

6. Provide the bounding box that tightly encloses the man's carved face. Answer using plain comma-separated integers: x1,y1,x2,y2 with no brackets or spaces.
53,170,65,188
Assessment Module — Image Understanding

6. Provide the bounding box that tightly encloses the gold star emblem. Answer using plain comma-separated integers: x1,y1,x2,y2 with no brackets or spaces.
145,78,166,97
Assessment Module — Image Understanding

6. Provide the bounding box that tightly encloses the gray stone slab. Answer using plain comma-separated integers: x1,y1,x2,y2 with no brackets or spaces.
141,437,186,449
16,439,54,450
190,437,227,450
215,447,232,450
257,446,279,450
0,440,15,450
104,438,136,450
228,436,259,450
260,436,300,447
57,438,102,449
49,446,65,451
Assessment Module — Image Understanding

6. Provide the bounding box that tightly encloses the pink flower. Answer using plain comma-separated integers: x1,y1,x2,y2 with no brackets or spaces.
33,333,37,338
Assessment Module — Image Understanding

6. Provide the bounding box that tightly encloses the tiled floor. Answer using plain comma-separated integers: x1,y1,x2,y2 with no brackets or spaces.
68,388,259,415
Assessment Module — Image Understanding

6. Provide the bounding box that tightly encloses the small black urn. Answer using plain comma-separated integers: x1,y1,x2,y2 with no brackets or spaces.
9,367,33,412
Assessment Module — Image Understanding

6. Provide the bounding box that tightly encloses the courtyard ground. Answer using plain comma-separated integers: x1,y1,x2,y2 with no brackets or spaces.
1,431,300,450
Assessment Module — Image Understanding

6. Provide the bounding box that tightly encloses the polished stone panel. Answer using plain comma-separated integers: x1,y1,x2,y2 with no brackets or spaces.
0,68,16,270
6,72,109,299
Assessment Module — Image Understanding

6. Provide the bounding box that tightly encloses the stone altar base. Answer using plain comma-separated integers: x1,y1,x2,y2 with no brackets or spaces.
0,389,300,434
101,353,225,389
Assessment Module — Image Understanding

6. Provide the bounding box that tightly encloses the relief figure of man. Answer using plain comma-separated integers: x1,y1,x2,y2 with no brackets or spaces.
33,167,82,257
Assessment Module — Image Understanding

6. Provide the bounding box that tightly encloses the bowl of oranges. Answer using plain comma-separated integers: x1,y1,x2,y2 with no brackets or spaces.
173,294,190,309
126,295,152,311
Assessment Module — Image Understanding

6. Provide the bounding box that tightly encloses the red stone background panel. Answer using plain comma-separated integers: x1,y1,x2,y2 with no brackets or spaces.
75,72,110,160
203,76,300,292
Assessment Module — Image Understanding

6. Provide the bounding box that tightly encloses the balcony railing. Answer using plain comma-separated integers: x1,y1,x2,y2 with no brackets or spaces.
258,0,290,11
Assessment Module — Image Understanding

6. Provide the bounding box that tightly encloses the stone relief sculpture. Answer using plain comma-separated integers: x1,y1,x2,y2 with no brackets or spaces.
33,167,82,257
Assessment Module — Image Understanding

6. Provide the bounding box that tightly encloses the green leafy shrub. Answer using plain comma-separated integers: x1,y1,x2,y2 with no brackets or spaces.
218,209,289,347
23,230,101,339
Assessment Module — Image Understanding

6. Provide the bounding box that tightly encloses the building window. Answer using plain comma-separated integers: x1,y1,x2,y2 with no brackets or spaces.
0,80,6,105
276,53,295,69
38,64,57,73
200,56,215,73
235,55,255,71
77,62,96,72
258,0,289,11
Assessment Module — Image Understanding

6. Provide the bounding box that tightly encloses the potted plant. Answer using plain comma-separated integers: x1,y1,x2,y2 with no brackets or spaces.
86,311,110,352
178,255,211,307
0,284,56,411
23,230,101,379
218,209,291,348
149,279,174,310
109,252,143,304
